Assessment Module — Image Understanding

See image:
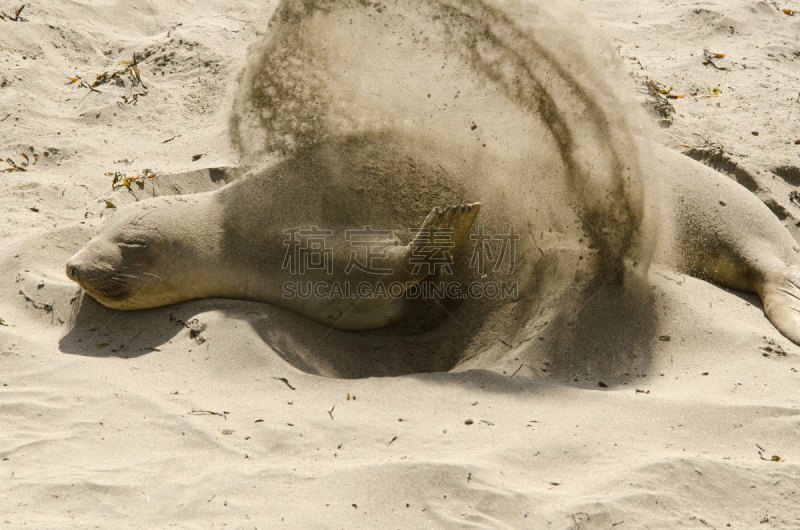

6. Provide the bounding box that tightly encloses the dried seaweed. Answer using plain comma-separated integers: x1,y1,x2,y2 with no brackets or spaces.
0,4,26,21
3,152,37,172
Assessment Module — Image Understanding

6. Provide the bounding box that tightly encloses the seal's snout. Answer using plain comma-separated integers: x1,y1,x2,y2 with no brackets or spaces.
66,256,83,282
64,249,133,303
65,254,95,285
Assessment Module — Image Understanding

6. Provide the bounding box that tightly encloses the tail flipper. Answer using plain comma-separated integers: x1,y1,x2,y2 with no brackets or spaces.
761,267,800,346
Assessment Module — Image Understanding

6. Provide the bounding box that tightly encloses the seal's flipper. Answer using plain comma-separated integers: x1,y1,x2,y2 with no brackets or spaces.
760,268,800,346
340,202,481,290
409,202,481,278
413,202,482,249
314,202,481,330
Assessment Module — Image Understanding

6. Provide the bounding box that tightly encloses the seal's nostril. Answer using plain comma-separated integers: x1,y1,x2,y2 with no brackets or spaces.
66,262,80,280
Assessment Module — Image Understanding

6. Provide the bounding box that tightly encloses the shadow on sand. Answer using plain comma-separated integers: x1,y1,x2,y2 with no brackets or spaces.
61,270,660,390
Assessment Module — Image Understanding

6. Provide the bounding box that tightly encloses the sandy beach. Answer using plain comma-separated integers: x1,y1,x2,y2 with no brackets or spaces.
2,1,800,528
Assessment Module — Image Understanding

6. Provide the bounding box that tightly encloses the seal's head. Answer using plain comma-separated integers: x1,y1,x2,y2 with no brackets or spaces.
66,195,220,309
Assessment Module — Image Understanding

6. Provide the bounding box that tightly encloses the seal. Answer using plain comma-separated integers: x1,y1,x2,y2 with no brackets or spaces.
654,147,800,344
66,139,482,330
66,0,800,347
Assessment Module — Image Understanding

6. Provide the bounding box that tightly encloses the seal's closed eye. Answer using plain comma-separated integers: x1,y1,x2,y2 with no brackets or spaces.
118,240,148,248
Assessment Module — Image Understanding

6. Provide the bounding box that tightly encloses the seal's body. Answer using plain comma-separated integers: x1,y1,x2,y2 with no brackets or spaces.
66,0,800,345
654,147,800,343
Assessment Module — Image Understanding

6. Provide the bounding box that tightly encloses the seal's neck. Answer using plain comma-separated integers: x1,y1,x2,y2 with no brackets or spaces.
177,189,284,306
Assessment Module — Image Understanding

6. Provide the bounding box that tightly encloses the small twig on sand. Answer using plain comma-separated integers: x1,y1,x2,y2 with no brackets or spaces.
273,377,296,390
79,80,101,94
189,409,227,420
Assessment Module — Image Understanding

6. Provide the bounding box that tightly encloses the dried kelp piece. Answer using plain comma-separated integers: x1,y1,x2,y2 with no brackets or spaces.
702,49,729,70
108,169,156,190
0,4,26,21
2,152,37,172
